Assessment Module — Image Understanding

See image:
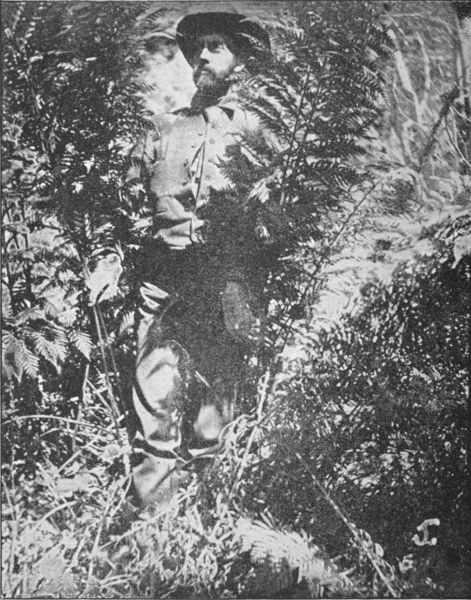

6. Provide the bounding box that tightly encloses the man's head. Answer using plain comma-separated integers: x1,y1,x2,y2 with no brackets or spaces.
190,32,238,94
176,12,270,97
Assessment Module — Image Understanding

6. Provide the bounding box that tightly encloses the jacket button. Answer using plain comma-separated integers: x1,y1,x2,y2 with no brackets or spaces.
183,159,189,167
209,139,215,144
182,179,188,185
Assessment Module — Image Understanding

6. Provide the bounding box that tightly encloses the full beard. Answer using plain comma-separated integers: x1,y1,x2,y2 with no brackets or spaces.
193,67,227,95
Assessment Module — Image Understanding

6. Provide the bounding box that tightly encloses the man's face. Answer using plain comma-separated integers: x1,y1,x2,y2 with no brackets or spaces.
191,33,237,92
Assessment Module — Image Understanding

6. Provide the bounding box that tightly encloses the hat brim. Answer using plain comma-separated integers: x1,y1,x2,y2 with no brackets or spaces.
176,12,270,64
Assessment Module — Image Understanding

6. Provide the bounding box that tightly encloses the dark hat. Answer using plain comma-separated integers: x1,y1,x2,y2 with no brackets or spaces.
176,12,270,64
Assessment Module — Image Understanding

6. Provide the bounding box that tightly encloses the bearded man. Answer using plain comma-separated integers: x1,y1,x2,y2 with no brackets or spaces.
95,12,274,507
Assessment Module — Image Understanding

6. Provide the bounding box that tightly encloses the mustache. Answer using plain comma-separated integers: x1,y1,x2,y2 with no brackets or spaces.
194,64,217,79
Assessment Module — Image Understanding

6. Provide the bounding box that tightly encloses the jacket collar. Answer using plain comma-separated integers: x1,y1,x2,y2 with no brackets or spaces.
173,97,237,120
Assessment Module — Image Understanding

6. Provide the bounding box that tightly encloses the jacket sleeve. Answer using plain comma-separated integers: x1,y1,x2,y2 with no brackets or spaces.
125,130,157,184
127,117,206,251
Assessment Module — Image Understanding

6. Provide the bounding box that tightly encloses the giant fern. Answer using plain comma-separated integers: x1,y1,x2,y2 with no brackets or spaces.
204,1,393,394
2,2,163,390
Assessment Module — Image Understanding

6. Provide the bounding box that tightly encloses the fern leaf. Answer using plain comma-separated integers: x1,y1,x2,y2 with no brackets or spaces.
235,514,338,594
6,336,39,381
117,310,134,338
68,329,92,360
30,331,62,371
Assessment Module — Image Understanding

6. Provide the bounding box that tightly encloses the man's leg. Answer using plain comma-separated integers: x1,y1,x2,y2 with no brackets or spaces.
131,264,247,502
131,283,188,507
187,307,246,448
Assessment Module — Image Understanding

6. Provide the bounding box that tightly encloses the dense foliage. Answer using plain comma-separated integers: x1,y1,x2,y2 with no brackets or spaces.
2,1,470,598
2,1,160,384
221,1,391,329
240,219,470,591
2,0,162,471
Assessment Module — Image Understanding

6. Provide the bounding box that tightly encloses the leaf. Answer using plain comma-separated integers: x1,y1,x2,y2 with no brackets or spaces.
235,514,337,591
3,336,40,381
30,331,62,370
118,310,135,338
33,546,77,597
57,307,78,326
21,521,57,550
55,472,97,496
69,329,92,359
21,345,40,378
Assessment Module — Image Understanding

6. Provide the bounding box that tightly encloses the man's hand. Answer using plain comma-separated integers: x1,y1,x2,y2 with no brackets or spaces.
221,280,261,344
85,248,123,306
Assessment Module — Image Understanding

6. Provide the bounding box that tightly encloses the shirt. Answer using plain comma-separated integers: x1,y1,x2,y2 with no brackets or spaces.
127,101,262,251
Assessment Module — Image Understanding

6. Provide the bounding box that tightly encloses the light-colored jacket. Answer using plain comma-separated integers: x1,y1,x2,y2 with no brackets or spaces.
127,101,263,251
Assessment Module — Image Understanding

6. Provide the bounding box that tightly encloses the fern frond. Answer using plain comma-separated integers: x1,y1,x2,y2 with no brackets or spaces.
235,514,340,595
3,333,39,381
29,331,61,370
68,329,92,360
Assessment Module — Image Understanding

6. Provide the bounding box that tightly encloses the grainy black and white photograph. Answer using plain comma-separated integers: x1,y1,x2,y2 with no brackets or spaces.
1,1,470,598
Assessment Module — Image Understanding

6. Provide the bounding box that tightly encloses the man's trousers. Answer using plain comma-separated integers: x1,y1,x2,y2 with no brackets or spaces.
131,247,246,507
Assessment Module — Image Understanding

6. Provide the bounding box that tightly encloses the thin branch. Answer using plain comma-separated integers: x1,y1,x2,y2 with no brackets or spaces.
31,500,78,534
86,485,118,590
294,452,399,598
279,64,312,204
4,414,112,435
445,113,471,171
227,368,272,505
284,72,327,207
56,432,104,476
416,33,431,113
277,177,379,355
72,361,90,453
92,305,121,441
417,85,460,171
2,476,18,598
96,304,133,447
